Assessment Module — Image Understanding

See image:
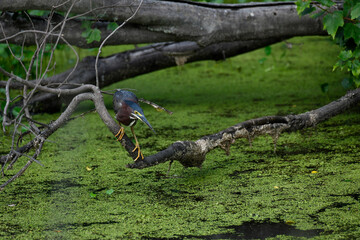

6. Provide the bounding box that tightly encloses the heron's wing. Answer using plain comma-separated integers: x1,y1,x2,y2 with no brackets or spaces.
113,91,124,114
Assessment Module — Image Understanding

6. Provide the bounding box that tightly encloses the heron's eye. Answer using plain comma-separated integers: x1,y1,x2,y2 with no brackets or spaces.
134,110,142,116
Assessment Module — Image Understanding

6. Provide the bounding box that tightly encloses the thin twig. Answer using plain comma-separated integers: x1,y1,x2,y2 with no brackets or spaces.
68,108,96,121
2,77,13,132
23,116,50,128
0,159,33,190
0,30,63,43
95,0,144,87
14,151,44,167
139,98,173,115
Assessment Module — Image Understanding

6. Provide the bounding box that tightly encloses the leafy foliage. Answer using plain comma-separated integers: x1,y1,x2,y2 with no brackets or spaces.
81,21,102,44
296,0,360,88
323,11,344,38
107,22,119,31
0,44,38,80
81,20,119,43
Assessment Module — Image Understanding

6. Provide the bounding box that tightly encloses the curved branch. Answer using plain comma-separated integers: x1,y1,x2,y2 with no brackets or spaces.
127,88,360,169
0,87,143,188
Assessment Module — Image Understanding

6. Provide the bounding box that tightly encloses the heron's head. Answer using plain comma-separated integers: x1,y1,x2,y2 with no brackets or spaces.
127,100,155,133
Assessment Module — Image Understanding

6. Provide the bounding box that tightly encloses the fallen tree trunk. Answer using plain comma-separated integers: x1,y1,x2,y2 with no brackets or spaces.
0,37,289,112
0,1,330,47
0,0,337,113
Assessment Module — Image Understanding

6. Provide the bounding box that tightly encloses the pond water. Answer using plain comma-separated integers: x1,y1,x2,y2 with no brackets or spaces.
1,37,360,239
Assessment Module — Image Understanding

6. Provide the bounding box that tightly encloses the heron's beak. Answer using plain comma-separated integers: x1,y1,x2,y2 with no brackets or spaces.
131,112,156,133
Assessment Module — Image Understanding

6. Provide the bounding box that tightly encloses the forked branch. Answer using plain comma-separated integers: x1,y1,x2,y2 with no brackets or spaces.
1,84,359,189
0,87,139,189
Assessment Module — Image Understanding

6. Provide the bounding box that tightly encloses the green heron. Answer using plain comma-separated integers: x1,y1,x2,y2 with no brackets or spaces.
113,90,155,161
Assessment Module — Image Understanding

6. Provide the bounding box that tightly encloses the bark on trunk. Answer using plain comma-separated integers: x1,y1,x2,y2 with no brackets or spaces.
0,1,331,47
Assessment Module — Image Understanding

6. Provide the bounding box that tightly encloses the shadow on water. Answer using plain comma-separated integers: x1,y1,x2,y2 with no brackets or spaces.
144,221,324,240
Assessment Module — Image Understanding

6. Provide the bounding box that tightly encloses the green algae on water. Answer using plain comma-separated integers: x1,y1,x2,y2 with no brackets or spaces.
1,37,360,239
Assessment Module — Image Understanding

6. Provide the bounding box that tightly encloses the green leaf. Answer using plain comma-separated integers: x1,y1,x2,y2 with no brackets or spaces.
0,45,9,58
21,125,29,133
81,30,90,39
343,1,352,18
264,46,271,56
334,27,345,47
343,23,360,44
338,50,353,61
312,10,326,19
0,88,5,95
295,0,311,15
258,57,267,65
323,11,344,38
351,2,360,19
320,83,329,93
353,76,360,88
316,0,335,7
351,59,360,77
12,106,22,117
107,22,119,31
85,28,102,44
89,192,97,198
81,21,92,30
81,23,92,39
81,21,101,44
353,47,360,58
106,189,114,195
346,59,353,69
301,6,316,16
0,101,5,111
333,60,344,71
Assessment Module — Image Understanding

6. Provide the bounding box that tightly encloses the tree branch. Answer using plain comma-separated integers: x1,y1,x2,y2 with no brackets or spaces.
127,88,360,169
0,88,140,188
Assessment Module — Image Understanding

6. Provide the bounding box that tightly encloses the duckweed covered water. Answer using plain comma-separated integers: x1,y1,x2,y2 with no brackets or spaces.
1,37,360,239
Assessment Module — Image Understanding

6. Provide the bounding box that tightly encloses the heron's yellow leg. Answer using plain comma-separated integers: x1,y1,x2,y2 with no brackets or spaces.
131,126,144,161
115,126,125,141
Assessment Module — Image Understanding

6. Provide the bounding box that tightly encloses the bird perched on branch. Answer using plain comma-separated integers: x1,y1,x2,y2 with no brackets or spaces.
113,90,155,161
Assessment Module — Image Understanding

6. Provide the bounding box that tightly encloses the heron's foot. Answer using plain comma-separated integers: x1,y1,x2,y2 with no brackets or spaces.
115,127,125,141
132,142,144,161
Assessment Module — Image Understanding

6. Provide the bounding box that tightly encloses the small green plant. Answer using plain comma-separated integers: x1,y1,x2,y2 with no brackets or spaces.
106,189,114,195
296,0,360,89
81,21,102,44
89,192,97,198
